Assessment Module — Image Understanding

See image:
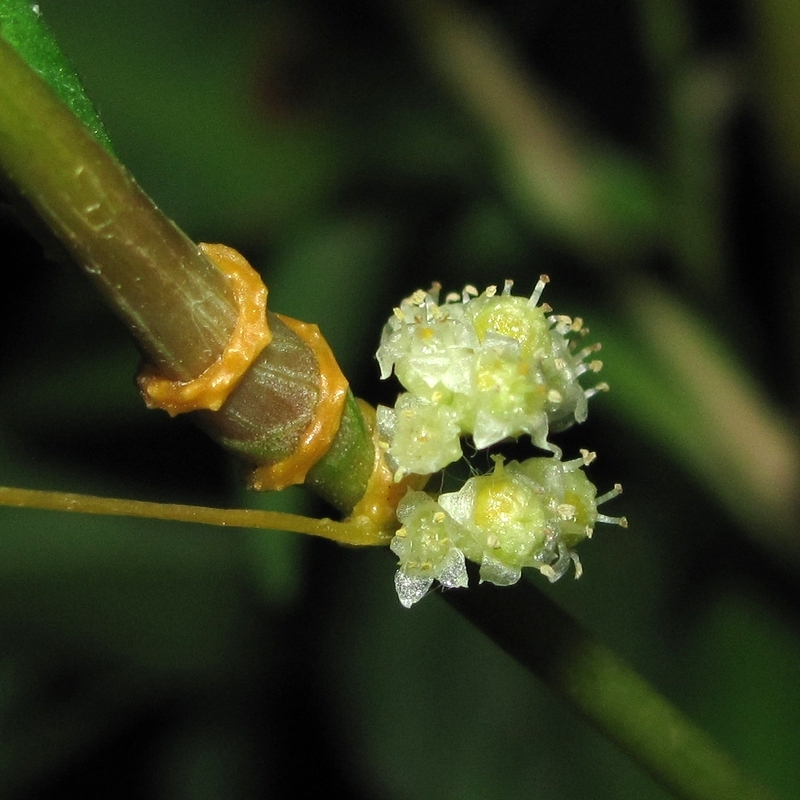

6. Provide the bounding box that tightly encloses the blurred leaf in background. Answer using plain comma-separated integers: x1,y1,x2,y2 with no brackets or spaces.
2,0,800,798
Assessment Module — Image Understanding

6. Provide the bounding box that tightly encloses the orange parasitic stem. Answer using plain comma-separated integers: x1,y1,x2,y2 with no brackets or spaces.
346,399,429,535
137,243,272,415
249,315,349,491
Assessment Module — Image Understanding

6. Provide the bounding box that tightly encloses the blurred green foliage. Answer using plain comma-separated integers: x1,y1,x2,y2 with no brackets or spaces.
2,0,800,798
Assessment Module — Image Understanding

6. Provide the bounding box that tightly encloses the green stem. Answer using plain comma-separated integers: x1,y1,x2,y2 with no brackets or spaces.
0,35,376,514
445,579,779,800
0,34,235,380
0,486,389,546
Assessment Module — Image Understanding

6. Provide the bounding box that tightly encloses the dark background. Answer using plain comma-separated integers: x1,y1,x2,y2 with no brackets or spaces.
2,1,800,797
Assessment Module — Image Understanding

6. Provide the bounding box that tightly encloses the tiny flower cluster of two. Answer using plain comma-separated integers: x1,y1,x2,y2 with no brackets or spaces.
376,278,626,607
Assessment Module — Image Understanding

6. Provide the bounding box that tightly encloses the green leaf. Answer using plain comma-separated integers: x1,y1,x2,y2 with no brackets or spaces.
0,0,113,151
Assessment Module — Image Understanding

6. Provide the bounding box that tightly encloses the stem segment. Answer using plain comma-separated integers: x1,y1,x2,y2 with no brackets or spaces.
0,486,390,546
0,34,236,380
0,36,378,514
445,578,779,800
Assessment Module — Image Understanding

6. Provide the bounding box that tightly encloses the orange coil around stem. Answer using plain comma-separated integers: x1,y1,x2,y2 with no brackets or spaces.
249,315,349,492
346,399,430,537
137,243,272,416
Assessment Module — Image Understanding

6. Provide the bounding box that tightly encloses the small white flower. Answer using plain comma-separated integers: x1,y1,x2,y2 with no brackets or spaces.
390,490,469,608
376,279,605,477
377,394,463,479
389,454,626,605
377,278,624,607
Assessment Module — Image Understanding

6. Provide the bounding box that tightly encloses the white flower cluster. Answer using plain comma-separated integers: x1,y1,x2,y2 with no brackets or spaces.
376,279,605,480
377,279,625,607
391,453,623,607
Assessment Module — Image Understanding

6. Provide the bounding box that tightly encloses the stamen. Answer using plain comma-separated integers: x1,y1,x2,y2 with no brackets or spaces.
563,450,596,470
557,503,577,520
551,316,574,335
597,514,629,528
528,274,550,307
596,483,623,505
575,342,602,361
584,382,610,400
462,284,479,302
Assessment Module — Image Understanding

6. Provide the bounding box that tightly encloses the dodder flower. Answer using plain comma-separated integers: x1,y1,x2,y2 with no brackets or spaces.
376,279,605,479
390,454,625,607
377,278,624,606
